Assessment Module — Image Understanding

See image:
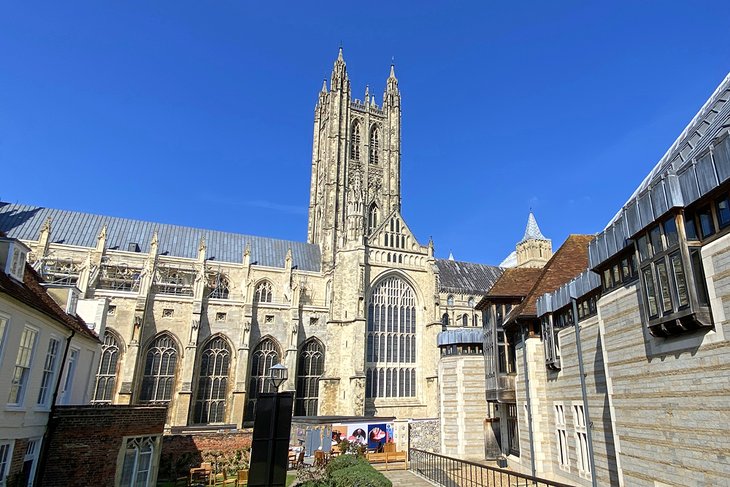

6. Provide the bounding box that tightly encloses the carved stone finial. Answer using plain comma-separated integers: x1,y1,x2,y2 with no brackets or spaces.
151,231,159,247
198,236,206,253
244,242,251,257
97,224,107,240
41,216,52,233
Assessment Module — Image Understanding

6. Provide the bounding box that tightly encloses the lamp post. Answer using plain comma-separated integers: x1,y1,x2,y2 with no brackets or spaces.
269,363,288,392
249,362,293,487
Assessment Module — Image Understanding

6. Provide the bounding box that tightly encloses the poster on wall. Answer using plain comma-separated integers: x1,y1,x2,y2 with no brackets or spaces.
367,423,388,450
331,425,347,448
386,424,395,444
346,424,368,446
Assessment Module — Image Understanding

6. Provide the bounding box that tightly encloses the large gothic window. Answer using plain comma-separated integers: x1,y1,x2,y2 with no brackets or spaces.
295,339,324,416
350,121,361,161
140,334,178,403
193,336,230,424
254,281,273,303
369,126,379,164
366,276,416,399
244,337,280,421
92,331,121,402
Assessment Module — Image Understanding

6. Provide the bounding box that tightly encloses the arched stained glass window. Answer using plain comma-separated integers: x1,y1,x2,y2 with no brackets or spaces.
369,126,379,164
350,121,361,160
366,276,416,399
254,281,273,303
93,331,121,402
244,337,280,421
193,336,230,424
140,334,178,402
295,339,324,416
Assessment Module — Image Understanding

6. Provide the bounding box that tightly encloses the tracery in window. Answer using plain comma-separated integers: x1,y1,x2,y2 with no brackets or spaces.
368,204,379,234
194,336,230,424
140,334,178,403
93,331,121,402
446,295,454,307
97,262,142,292
369,126,379,164
350,121,361,161
295,338,324,416
119,436,156,487
366,276,417,399
245,337,281,421
254,281,273,303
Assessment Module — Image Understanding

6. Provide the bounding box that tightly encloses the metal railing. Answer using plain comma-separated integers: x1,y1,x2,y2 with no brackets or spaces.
408,449,575,487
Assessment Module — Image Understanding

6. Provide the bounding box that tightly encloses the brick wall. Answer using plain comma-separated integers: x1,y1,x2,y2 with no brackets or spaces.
39,405,166,487
159,430,252,480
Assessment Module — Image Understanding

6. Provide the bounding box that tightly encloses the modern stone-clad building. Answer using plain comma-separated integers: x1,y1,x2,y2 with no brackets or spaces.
482,73,730,486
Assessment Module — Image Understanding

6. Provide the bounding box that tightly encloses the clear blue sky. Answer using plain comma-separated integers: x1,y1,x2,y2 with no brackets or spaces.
2,1,729,265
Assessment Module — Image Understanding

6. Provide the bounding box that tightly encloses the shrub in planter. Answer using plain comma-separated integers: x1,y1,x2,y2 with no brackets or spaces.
329,461,392,487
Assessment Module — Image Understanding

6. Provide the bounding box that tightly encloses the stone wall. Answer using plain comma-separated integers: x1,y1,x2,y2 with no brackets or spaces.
409,418,440,453
39,405,166,487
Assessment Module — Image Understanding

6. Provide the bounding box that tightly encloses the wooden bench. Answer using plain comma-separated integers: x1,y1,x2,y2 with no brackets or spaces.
366,451,407,470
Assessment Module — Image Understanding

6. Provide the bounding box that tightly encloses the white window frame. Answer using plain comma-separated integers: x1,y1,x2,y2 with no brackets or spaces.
58,347,79,405
23,437,41,487
0,313,10,367
37,336,62,408
8,325,39,406
0,441,14,487
117,436,158,487
572,402,591,480
554,403,570,472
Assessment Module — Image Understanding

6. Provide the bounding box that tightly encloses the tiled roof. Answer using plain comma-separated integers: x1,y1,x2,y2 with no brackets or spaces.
506,234,593,322
485,267,543,298
435,259,503,295
520,212,548,242
0,263,100,343
0,202,321,272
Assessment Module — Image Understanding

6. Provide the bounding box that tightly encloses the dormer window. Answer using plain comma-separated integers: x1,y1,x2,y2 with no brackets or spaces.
1,238,30,282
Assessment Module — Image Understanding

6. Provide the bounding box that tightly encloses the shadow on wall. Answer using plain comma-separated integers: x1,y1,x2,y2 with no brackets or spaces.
159,432,252,482
594,331,620,487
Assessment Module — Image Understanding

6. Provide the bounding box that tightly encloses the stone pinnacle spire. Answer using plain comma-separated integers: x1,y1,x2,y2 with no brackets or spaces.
521,212,547,242
321,79,327,93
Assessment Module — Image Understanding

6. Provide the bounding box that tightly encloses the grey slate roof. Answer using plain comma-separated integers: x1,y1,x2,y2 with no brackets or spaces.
0,202,321,272
435,259,503,295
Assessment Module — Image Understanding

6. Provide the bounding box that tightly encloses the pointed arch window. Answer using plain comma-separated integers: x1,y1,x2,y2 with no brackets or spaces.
207,272,230,299
369,126,379,164
193,336,230,424
93,332,121,402
295,339,325,416
244,338,280,421
254,281,273,303
447,295,455,306
350,121,361,161
441,313,450,329
366,276,417,399
140,334,178,403
368,204,379,234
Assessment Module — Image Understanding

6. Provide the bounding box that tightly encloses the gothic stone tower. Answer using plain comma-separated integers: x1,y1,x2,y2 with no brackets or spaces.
307,48,402,270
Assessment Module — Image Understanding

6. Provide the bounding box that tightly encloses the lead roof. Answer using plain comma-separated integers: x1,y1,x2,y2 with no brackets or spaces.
435,259,503,295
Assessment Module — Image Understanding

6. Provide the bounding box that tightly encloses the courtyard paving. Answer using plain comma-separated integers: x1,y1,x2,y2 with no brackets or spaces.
380,469,437,486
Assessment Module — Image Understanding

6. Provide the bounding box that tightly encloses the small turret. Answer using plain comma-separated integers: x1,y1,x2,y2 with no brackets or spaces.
516,212,552,268
330,47,349,91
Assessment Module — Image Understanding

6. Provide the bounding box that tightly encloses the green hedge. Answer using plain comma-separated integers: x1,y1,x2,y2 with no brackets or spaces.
302,456,392,487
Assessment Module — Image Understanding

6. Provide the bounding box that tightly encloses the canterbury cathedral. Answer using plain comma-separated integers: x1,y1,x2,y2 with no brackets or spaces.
0,49,541,429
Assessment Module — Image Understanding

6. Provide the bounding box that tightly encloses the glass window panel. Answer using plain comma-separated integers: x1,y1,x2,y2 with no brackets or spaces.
655,260,673,314
621,258,631,280
670,253,689,308
698,207,716,239
685,215,699,241
663,217,679,247
612,264,621,285
637,235,651,262
642,267,659,318
649,226,663,255
690,249,710,307
717,197,730,229
602,269,613,290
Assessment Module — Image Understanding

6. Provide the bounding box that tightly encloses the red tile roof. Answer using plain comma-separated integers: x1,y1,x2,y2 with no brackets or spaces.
505,234,593,323
0,263,101,343
485,267,543,299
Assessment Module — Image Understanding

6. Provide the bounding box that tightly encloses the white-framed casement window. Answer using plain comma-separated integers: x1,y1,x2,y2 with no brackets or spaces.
0,441,14,487
0,314,9,365
9,326,39,405
572,403,591,480
37,337,62,407
554,403,570,472
22,438,41,487
118,436,159,487
57,347,79,405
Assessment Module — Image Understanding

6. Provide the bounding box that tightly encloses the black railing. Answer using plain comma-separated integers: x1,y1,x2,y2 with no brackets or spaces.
408,448,575,487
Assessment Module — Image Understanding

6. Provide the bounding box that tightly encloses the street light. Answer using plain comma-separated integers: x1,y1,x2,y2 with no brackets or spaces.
269,363,288,391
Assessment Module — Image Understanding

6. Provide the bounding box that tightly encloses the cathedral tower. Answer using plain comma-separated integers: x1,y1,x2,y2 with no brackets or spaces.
307,48,402,268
